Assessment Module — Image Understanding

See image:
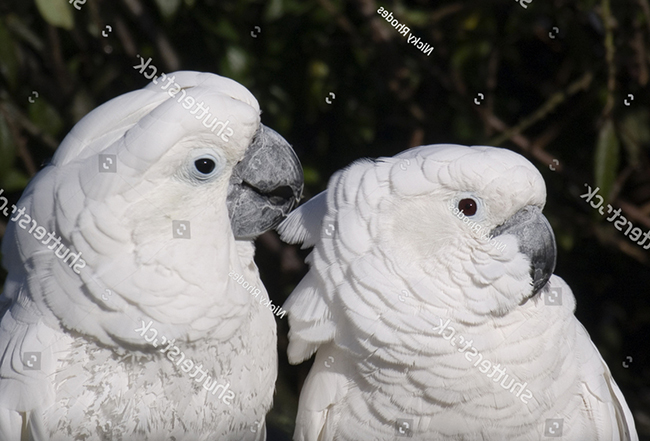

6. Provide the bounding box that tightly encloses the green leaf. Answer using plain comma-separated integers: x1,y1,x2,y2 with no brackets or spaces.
154,0,182,20
302,166,320,186
0,251,7,296
0,114,16,178
0,116,29,192
556,228,575,252
28,98,64,138
265,0,284,21
225,47,248,76
399,10,429,27
462,13,481,31
594,119,620,203
34,0,74,30
618,109,650,166
0,169,30,192
451,41,490,71
70,88,95,124
0,20,19,88
213,19,240,41
309,60,329,79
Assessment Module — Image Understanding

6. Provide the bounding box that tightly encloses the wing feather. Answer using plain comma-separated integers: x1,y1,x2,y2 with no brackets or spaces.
277,191,328,248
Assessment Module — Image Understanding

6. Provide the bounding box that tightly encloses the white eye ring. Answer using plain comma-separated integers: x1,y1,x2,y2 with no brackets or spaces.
190,153,223,181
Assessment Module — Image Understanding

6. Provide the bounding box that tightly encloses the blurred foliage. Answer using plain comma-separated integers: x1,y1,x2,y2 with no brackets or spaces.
0,0,650,438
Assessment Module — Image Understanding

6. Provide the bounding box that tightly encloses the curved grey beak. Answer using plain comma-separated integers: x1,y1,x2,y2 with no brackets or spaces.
227,124,304,240
491,206,557,298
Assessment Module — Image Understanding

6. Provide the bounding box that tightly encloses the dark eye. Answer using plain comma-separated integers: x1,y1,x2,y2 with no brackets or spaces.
195,158,216,175
458,198,477,216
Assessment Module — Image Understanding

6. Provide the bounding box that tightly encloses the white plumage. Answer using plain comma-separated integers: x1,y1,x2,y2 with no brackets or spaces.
0,71,302,440
278,144,638,441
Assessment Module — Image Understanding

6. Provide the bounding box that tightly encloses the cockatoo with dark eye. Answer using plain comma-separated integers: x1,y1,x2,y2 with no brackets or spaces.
0,71,303,440
278,144,637,441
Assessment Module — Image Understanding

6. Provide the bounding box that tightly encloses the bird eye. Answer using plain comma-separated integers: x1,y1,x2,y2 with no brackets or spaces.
458,198,477,216
189,153,223,181
195,158,216,175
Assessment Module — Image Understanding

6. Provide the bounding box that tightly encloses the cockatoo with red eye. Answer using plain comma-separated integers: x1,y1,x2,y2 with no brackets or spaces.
278,144,637,441
0,71,303,440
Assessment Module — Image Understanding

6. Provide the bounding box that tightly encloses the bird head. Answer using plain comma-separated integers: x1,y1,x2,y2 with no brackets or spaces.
3,72,303,347
384,144,556,317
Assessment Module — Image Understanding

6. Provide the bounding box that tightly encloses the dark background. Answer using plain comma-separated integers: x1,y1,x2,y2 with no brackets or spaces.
0,0,649,439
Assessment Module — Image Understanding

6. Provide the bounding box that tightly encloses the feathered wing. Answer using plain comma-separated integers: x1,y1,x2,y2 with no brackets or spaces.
278,190,328,249
280,157,412,441
575,323,638,441
280,153,455,440
278,158,385,359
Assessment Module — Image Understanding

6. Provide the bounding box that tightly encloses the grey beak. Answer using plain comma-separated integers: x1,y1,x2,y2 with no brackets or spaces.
491,206,557,298
227,124,304,240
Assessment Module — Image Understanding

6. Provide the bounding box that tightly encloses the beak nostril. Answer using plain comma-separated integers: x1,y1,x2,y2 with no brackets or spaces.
240,182,295,203
266,186,295,201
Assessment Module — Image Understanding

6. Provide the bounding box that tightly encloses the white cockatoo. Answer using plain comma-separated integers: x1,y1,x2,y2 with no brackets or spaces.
278,144,638,441
0,71,303,440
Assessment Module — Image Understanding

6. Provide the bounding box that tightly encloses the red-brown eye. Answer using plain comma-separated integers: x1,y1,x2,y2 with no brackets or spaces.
458,198,477,216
